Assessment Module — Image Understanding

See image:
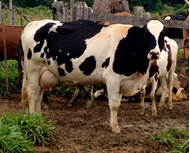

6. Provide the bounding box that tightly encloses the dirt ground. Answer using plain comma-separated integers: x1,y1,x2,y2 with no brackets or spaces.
0,93,189,153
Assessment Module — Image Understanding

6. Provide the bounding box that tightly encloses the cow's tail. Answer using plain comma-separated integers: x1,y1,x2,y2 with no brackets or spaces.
18,40,24,70
19,40,29,112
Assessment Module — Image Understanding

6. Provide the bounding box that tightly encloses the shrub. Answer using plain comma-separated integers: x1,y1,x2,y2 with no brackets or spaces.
0,111,57,152
145,127,189,152
0,60,18,97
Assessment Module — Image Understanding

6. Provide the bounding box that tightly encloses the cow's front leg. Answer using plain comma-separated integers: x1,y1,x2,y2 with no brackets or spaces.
150,79,158,116
107,83,122,133
139,89,146,115
158,77,167,109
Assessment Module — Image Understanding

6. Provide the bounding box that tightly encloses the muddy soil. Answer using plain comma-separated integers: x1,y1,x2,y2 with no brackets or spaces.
0,93,189,153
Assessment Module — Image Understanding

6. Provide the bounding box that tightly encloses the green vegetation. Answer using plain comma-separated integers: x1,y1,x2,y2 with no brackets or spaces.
0,111,57,152
2,5,53,26
145,127,189,153
0,60,18,97
1,0,189,14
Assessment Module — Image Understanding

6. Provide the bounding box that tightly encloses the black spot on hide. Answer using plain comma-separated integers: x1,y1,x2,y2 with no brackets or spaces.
102,57,110,68
79,56,96,75
27,49,32,60
58,67,65,76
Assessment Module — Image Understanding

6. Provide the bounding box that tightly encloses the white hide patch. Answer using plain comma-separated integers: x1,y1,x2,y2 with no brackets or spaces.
164,16,171,20
48,22,63,34
147,20,164,38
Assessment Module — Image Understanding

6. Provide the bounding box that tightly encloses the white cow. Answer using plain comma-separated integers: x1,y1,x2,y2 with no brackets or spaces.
139,37,178,116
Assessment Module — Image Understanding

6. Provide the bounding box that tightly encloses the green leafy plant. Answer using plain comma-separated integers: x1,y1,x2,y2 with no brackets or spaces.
0,60,18,97
0,120,35,153
0,111,57,152
145,127,189,152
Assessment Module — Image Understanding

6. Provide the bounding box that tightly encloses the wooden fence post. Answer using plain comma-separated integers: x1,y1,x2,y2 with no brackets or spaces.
1,8,9,90
133,6,144,26
62,7,68,22
52,1,68,22
0,1,2,24
70,0,74,9
12,6,15,25
40,10,43,20
134,6,143,18
52,1,64,21
9,0,13,25
144,12,151,19
72,2,90,21
19,7,23,26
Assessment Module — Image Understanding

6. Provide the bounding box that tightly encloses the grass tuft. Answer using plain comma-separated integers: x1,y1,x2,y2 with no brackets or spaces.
0,111,57,152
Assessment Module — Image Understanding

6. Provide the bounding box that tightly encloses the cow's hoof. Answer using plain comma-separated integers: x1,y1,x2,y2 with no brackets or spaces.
67,103,74,107
42,104,49,110
140,112,145,115
152,112,157,116
168,106,172,110
86,104,92,109
111,126,121,133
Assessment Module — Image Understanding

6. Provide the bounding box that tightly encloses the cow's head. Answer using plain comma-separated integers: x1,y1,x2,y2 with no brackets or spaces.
145,20,165,60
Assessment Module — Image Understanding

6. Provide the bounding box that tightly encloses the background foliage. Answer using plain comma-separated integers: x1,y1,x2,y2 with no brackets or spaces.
1,0,189,13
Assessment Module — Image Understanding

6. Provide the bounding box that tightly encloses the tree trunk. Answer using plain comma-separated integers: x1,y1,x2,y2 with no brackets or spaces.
92,0,130,14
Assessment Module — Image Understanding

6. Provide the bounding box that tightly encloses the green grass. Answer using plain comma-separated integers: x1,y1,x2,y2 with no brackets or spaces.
0,111,57,152
2,5,53,26
145,127,189,153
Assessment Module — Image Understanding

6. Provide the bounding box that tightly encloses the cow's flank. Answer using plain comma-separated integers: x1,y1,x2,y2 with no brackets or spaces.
21,19,165,133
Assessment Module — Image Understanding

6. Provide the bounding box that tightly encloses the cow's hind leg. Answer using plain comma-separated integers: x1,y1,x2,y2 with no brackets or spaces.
27,71,44,114
67,86,82,107
86,85,95,108
21,73,28,112
167,70,174,110
158,77,167,109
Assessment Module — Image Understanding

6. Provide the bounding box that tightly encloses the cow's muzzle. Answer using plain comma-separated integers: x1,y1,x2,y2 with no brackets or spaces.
148,50,160,60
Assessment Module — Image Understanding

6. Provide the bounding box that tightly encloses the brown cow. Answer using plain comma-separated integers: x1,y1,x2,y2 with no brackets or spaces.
96,11,132,25
0,24,24,88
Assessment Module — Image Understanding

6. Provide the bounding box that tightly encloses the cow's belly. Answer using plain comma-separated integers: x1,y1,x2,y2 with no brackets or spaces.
119,72,148,97
59,68,104,87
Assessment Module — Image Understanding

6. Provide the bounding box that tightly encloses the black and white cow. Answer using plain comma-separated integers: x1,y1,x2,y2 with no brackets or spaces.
139,36,178,116
21,19,165,133
164,13,189,39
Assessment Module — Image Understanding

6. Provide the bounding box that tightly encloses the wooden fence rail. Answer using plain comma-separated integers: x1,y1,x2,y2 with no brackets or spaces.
52,1,189,29
52,1,189,67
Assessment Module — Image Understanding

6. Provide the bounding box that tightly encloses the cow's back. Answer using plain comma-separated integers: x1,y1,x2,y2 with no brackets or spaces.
21,20,133,86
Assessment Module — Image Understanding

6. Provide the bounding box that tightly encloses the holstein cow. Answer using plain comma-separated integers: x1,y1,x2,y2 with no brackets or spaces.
0,24,23,87
21,19,165,133
163,13,189,39
139,37,178,116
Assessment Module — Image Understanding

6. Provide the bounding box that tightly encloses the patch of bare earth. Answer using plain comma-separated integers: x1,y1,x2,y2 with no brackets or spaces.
0,93,188,153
